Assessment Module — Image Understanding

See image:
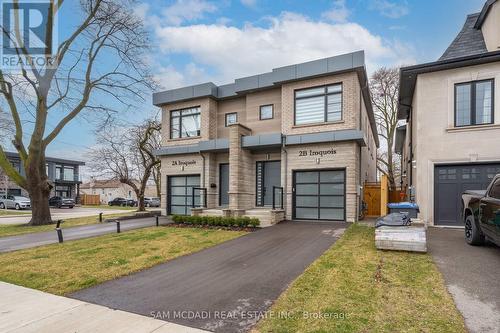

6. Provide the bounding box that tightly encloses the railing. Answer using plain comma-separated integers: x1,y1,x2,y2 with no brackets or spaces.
192,187,207,208
272,186,284,210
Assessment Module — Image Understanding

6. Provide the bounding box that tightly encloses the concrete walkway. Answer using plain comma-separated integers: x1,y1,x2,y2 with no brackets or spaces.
0,281,208,333
428,227,500,333
0,217,170,252
71,221,346,333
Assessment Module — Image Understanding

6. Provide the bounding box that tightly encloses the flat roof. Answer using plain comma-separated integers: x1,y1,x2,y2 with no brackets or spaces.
153,51,366,106
5,151,86,166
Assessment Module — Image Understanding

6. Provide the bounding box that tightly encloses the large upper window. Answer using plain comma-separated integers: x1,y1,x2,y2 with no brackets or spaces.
455,79,494,127
294,83,342,125
170,107,201,139
64,166,75,181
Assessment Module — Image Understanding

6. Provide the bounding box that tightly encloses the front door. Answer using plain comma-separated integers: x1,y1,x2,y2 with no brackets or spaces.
219,164,229,206
256,161,281,206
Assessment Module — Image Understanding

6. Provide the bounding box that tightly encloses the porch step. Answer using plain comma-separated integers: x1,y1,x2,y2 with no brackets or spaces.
199,209,223,216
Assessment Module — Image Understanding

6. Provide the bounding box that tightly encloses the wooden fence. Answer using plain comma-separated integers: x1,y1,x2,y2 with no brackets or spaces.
80,194,100,205
363,175,406,217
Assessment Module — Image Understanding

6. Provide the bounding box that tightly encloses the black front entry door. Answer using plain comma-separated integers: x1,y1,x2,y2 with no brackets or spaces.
256,161,281,206
219,164,229,206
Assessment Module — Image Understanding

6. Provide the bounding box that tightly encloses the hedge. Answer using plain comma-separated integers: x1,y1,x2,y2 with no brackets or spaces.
171,215,260,228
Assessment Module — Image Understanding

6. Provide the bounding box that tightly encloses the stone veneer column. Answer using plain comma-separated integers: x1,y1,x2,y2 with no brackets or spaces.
228,123,253,211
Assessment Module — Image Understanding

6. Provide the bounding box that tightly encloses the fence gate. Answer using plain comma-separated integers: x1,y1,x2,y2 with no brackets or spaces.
363,182,381,217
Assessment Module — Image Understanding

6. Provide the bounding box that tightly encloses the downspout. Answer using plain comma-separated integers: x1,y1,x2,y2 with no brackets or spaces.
358,82,365,222
282,135,288,215
199,152,206,207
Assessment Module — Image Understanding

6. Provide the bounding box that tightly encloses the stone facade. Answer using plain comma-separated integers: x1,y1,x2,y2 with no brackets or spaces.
157,58,378,225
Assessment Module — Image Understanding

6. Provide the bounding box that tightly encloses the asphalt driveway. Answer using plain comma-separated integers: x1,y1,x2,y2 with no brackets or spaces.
428,227,500,333
70,221,346,333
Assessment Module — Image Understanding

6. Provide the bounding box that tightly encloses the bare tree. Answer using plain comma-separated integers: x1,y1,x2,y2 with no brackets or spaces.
88,120,161,211
370,67,400,189
0,1,151,225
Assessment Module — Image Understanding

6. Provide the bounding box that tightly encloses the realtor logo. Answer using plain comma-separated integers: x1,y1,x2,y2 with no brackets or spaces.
1,0,58,69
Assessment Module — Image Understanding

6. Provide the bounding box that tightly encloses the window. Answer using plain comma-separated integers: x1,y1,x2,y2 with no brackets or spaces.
489,179,500,199
295,83,342,125
259,105,273,120
170,107,201,139
63,166,75,181
55,165,62,180
455,79,494,127
225,112,238,127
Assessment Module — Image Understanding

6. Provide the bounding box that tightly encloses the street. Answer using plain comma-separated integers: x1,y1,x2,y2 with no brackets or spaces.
0,207,133,225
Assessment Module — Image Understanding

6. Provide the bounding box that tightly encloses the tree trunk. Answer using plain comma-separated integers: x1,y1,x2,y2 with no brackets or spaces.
28,184,52,225
137,190,145,211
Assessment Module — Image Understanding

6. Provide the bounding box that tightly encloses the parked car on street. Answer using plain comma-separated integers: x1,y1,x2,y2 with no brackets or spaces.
49,196,75,209
108,197,136,207
461,174,500,246
144,197,160,207
0,195,31,210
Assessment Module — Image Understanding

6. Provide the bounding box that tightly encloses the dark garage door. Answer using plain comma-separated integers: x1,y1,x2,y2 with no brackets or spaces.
434,163,500,226
168,175,200,215
293,169,345,221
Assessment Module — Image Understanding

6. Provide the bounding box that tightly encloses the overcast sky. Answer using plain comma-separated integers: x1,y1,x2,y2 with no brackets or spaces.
14,0,486,165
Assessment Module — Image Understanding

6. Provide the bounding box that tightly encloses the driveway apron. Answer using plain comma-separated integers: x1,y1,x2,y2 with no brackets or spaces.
70,221,346,332
428,227,500,333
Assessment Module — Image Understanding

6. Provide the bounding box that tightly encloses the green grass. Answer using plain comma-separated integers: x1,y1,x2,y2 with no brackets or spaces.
0,210,32,216
255,224,466,333
0,213,134,238
81,205,137,211
0,226,246,295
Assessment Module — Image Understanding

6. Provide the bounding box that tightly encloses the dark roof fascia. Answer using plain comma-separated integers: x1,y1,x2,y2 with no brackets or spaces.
152,51,366,106
398,50,500,119
5,151,85,166
355,67,380,147
474,0,497,29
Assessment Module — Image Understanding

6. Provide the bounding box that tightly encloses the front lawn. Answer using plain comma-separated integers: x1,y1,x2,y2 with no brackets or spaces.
0,210,32,216
255,224,465,333
0,226,246,295
0,213,135,238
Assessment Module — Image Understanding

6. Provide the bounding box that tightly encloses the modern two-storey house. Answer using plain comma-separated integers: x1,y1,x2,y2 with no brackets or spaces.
397,0,500,226
1,151,85,199
154,51,378,226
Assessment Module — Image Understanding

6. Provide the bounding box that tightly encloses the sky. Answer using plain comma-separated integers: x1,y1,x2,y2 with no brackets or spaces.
8,0,487,170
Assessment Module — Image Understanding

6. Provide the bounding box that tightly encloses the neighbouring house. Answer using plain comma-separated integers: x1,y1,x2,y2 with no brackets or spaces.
0,151,85,199
80,178,157,204
397,0,500,226
153,51,379,226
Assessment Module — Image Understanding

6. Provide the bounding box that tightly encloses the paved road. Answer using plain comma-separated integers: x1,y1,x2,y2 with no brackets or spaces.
0,207,134,225
0,217,170,252
71,221,346,333
428,227,500,333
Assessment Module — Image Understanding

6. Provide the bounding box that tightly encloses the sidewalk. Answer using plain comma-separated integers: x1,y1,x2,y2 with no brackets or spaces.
0,281,207,333
0,217,170,253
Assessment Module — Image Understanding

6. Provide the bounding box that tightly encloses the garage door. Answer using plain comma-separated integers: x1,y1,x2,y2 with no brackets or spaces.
167,175,200,215
293,170,345,221
434,164,500,226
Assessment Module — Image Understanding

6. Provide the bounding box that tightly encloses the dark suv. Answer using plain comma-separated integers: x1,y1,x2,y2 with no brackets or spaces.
108,197,136,207
49,196,75,209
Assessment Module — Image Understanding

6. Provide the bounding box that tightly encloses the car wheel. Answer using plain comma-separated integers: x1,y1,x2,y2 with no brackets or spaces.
0,202,5,209
69,206,74,209
15,203,20,210
464,214,484,245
